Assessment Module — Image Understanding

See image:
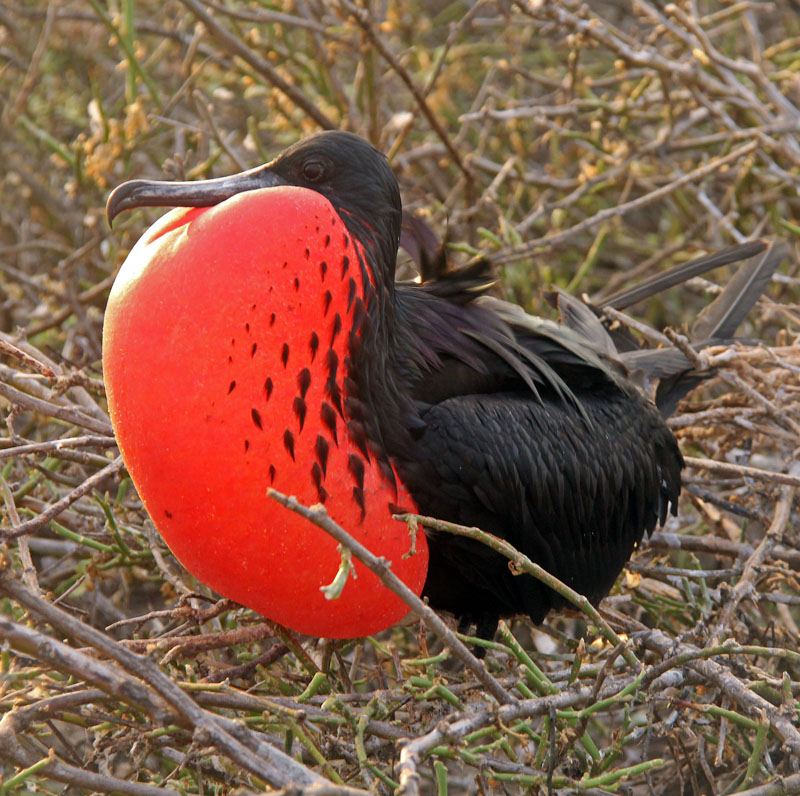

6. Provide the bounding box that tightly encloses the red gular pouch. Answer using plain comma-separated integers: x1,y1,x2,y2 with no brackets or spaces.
103,186,428,638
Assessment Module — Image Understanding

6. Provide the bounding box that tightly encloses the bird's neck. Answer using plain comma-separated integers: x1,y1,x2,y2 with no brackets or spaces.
338,241,421,476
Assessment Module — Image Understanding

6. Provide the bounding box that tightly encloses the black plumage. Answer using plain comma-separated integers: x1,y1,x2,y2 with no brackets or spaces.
386,268,683,634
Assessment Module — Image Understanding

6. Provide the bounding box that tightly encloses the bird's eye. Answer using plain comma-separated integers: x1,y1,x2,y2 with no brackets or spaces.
302,160,326,182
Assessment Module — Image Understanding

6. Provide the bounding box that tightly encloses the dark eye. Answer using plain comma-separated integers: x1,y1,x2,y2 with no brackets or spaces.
302,160,326,182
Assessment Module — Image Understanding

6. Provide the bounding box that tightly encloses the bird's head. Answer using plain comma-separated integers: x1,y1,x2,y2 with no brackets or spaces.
107,131,403,285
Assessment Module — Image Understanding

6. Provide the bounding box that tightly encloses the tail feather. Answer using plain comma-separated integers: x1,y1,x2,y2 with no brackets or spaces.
605,239,786,415
600,240,767,310
691,240,786,341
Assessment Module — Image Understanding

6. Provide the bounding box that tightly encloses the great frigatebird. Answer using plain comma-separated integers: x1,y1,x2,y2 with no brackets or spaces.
105,131,778,641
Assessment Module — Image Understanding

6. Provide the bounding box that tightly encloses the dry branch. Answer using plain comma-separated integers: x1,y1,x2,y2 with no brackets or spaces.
267,488,517,707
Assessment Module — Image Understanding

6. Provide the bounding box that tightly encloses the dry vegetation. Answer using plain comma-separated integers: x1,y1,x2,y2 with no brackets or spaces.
1,1,800,794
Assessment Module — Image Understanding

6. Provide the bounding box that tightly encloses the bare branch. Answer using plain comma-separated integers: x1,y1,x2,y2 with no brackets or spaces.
267,488,517,706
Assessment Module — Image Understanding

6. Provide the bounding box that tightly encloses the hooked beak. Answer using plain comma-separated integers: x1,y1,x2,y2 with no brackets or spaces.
106,163,288,227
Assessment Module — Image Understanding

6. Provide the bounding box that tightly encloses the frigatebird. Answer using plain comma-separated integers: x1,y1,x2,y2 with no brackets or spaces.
106,131,778,641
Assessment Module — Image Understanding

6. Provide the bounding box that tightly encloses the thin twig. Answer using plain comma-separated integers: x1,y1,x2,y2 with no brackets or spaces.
399,513,642,671
0,434,117,459
684,456,800,487
493,140,759,263
0,380,112,435
177,0,337,131
710,485,795,643
0,569,332,789
267,489,517,707
337,0,472,181
2,455,125,539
